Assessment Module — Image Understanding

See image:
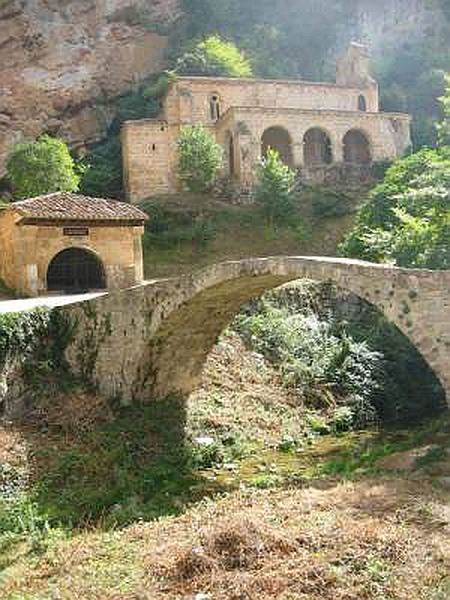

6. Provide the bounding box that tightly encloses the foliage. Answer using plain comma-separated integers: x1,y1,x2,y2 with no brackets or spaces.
6,135,80,199
254,149,297,225
340,148,450,269
233,282,446,425
79,137,123,198
176,34,253,78
437,74,450,146
177,126,224,192
234,297,381,428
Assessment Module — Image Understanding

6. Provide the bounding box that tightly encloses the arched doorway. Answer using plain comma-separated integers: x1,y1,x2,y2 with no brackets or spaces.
343,129,371,164
47,248,107,293
303,128,333,166
261,127,293,167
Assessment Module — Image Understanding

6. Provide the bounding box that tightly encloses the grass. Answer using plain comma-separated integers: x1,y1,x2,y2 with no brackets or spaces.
0,291,449,597
1,480,448,599
140,189,364,278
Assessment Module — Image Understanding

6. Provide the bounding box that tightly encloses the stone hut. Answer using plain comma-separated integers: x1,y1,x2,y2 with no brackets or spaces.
0,192,148,297
122,43,411,202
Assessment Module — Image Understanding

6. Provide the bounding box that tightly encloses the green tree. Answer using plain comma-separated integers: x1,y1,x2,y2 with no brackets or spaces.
437,74,450,146
176,34,252,78
254,148,296,225
340,148,450,269
177,126,224,192
7,135,80,200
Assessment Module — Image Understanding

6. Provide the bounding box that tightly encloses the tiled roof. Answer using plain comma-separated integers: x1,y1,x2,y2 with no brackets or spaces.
11,192,149,223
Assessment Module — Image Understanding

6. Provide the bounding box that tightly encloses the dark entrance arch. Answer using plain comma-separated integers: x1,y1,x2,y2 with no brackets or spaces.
303,128,333,166
261,126,293,167
343,129,371,165
47,248,107,293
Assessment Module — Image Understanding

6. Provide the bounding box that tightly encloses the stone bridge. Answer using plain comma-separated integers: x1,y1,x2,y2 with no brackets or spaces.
60,256,450,406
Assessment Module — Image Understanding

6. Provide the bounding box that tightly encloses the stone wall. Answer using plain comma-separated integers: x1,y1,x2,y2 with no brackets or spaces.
59,257,450,407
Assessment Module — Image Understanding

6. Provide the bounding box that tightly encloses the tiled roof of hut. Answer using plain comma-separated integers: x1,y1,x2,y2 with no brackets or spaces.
11,192,148,223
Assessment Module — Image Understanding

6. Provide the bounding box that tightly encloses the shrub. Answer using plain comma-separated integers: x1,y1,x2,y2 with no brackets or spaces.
177,35,252,78
340,147,450,269
6,135,80,200
177,126,224,192
437,73,450,146
254,148,297,225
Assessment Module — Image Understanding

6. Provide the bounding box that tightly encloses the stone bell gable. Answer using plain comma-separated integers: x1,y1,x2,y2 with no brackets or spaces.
122,43,411,203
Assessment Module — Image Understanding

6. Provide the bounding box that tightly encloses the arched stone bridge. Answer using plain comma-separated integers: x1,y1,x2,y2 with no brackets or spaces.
60,256,450,406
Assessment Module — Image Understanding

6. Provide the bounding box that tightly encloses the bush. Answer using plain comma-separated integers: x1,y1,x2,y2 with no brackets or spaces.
177,126,224,192
254,149,297,225
6,135,80,199
177,35,252,78
234,298,381,427
233,282,446,426
340,147,450,269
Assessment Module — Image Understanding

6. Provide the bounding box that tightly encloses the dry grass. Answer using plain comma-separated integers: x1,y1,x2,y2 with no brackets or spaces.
188,332,306,446
2,480,449,599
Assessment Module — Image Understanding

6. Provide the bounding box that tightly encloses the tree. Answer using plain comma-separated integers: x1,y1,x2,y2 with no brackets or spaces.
7,135,80,199
177,126,224,192
437,74,450,146
340,148,450,269
176,35,253,78
254,148,296,224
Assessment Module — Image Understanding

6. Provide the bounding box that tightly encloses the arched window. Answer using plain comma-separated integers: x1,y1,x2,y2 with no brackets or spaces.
303,128,333,166
358,94,367,112
209,94,221,121
343,129,371,165
261,126,293,167
47,247,106,293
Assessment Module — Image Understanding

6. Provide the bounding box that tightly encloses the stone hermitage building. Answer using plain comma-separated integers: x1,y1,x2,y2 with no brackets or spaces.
0,193,148,297
122,43,412,203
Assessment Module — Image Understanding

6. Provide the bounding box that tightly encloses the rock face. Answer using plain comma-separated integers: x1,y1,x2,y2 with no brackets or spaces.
0,0,180,176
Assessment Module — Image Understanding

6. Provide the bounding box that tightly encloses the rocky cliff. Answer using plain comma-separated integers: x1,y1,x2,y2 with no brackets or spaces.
0,0,180,176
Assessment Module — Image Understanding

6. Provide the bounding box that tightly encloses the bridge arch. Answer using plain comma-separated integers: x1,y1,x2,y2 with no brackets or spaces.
62,257,450,406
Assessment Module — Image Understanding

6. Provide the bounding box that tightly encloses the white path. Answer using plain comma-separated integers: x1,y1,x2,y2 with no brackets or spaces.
0,292,106,314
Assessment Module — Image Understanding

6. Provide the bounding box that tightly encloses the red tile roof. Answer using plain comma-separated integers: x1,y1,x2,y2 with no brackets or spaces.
11,192,149,223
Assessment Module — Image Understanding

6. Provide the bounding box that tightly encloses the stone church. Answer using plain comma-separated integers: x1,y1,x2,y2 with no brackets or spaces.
122,43,411,203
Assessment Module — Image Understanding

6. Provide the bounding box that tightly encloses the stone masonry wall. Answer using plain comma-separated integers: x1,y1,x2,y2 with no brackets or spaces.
0,212,145,296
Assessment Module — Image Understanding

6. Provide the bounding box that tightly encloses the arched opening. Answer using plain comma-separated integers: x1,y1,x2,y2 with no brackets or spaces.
343,129,371,165
358,94,367,111
261,126,293,167
224,131,236,178
47,247,106,294
209,94,221,121
303,128,333,166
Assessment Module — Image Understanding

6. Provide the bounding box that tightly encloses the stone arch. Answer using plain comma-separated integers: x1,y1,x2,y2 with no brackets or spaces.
209,93,221,121
63,258,450,406
47,247,106,293
303,127,333,166
261,126,294,167
343,129,371,165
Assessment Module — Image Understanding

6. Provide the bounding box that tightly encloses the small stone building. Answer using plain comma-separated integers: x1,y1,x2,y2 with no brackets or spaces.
0,192,148,297
122,43,412,202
